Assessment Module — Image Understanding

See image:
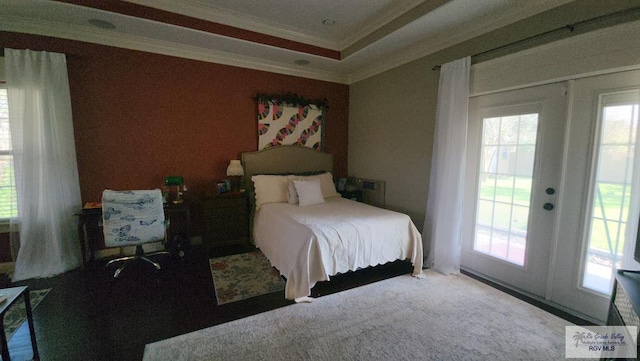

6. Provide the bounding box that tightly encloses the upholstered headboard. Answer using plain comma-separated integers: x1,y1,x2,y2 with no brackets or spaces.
241,145,334,196
241,146,334,242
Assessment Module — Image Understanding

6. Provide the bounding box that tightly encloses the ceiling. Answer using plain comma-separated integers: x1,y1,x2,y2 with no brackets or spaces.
0,0,576,84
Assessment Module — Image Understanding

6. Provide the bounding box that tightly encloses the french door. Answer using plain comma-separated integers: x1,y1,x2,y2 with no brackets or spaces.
462,70,640,322
461,83,567,298
550,70,640,321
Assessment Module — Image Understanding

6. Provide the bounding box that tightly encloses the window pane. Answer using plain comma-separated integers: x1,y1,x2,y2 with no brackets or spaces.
514,145,535,177
0,155,16,218
494,176,515,204
0,88,16,219
500,116,520,145
483,117,501,145
583,92,640,295
480,146,498,174
518,114,538,145
601,105,635,144
496,146,516,175
473,114,538,267
478,174,496,201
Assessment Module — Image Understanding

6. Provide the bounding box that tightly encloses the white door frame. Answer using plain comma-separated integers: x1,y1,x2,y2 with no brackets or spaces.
462,83,567,298
548,70,640,322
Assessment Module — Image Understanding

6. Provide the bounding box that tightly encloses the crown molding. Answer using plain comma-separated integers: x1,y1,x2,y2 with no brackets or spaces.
1,0,590,86
125,0,432,54
0,16,349,84
338,0,426,50
124,0,341,51
347,0,577,84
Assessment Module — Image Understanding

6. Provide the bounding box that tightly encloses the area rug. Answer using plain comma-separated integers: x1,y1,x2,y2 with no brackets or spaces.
209,251,285,305
144,271,577,361
4,288,51,341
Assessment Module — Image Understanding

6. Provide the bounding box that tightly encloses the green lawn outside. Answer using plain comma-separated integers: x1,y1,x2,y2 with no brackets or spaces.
589,182,632,255
477,175,532,233
478,175,630,253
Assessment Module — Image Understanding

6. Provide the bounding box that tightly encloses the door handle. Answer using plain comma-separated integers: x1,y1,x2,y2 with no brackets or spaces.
543,202,554,211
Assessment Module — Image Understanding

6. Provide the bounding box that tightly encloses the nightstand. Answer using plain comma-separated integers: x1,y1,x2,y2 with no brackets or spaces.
201,192,249,257
338,189,362,202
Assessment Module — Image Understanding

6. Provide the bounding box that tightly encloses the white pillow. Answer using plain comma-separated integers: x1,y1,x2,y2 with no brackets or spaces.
251,175,290,210
294,179,325,207
289,172,340,199
316,172,341,198
288,180,298,204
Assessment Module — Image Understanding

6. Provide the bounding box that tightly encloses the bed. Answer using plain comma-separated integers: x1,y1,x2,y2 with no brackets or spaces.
242,146,424,302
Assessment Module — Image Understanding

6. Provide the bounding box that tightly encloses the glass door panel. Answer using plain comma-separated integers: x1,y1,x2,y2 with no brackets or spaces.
462,82,566,298
582,92,640,294
475,114,538,266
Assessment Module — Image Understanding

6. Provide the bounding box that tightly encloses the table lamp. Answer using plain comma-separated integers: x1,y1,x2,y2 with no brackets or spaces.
226,160,244,191
165,176,184,203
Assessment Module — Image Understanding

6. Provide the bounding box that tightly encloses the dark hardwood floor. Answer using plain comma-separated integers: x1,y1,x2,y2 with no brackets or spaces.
3,244,593,361
3,245,414,361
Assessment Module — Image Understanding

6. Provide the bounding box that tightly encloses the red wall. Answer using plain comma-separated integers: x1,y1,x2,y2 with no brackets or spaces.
0,32,349,203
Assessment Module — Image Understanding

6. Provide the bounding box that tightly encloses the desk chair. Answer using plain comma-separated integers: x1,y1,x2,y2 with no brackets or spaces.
102,189,170,278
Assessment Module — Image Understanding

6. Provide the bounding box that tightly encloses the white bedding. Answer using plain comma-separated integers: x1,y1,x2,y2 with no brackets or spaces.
253,197,424,301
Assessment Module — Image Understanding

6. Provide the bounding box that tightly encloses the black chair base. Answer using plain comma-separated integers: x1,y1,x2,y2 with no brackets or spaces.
105,245,170,278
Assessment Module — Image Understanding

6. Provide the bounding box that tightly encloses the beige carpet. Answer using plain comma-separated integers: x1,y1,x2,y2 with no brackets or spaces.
144,271,579,360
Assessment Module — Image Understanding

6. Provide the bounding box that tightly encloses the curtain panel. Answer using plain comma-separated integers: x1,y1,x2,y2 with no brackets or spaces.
423,57,471,275
5,48,82,281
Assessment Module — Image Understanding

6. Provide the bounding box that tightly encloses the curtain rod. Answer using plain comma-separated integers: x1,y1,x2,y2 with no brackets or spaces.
431,6,640,71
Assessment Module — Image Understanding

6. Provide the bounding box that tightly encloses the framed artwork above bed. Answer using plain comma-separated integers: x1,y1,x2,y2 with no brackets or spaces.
256,94,327,151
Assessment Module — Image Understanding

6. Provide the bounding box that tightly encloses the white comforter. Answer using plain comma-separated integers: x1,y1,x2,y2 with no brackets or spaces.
253,197,424,301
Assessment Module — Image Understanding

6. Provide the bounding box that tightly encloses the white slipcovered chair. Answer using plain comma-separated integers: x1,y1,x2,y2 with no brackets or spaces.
102,189,170,278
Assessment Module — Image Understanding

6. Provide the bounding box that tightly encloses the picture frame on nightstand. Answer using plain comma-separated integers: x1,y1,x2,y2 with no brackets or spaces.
216,180,230,194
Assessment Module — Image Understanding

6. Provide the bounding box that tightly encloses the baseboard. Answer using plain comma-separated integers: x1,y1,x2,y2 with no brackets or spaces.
460,266,600,326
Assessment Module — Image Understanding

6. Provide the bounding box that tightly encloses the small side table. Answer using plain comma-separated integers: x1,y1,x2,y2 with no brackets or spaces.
201,191,249,257
0,286,39,361
338,189,363,202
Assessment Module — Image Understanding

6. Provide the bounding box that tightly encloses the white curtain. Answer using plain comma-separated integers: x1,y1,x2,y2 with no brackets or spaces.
5,48,82,281
422,56,470,275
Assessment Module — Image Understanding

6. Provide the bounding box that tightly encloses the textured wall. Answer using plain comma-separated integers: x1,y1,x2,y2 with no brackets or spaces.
0,32,349,204
0,32,349,256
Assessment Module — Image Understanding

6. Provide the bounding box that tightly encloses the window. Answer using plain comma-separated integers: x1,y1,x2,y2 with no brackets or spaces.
582,90,640,294
0,87,16,219
474,113,538,266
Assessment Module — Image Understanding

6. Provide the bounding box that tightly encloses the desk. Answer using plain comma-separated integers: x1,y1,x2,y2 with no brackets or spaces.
78,202,190,264
0,286,38,361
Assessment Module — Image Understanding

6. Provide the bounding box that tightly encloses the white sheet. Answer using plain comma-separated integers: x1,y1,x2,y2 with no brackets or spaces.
253,197,424,301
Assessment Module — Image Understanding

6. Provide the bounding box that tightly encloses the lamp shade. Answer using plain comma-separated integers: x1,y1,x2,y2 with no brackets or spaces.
226,160,244,176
